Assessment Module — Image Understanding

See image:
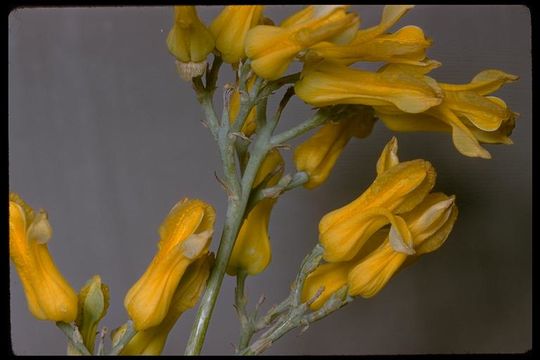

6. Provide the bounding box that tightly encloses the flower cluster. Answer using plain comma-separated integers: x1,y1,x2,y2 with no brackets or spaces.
167,5,517,189
302,138,458,309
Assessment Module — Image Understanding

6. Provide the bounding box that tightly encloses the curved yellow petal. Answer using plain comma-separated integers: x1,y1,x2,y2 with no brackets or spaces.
439,69,519,96
352,5,415,44
376,136,400,175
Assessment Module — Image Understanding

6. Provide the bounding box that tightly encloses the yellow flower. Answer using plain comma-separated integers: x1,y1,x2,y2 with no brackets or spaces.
294,105,376,189
124,198,215,331
120,254,213,355
375,66,519,158
229,75,258,136
348,192,458,298
70,275,109,354
319,137,436,262
295,61,443,114
307,25,432,66
304,5,431,66
303,139,457,307
210,6,264,65
166,6,215,80
245,6,360,80
227,150,284,276
9,193,78,323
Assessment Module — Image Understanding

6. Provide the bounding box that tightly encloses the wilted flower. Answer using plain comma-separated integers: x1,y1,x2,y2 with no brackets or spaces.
167,6,215,81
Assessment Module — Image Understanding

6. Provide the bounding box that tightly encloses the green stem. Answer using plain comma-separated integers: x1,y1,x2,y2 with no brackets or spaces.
108,321,137,355
185,76,272,356
235,271,254,352
270,111,328,146
56,322,91,356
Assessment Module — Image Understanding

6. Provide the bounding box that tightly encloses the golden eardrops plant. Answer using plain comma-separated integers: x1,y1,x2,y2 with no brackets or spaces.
9,4,520,356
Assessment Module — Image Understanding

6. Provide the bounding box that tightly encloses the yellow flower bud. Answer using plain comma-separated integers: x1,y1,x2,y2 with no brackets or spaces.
9,193,78,323
124,198,215,331
121,254,213,355
166,6,215,80
295,61,443,114
319,138,436,262
70,275,109,354
229,75,258,136
210,6,264,65
227,150,284,276
375,67,519,159
294,105,376,189
348,192,458,298
245,6,359,80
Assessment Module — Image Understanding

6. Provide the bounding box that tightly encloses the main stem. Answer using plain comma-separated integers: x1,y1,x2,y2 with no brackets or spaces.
185,84,273,355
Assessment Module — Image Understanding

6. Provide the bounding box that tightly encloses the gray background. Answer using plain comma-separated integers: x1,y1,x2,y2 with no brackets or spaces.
8,5,531,355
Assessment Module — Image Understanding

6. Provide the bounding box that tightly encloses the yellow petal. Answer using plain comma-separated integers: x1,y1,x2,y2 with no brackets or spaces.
294,119,354,189
166,6,215,63
439,69,519,96
375,108,452,133
121,255,213,355
253,149,285,189
320,159,435,236
227,198,275,276
434,106,492,159
378,59,442,75
348,242,408,298
404,195,457,255
246,25,301,80
295,62,443,113
376,136,400,175
321,206,412,262
352,5,415,44
211,6,264,64
445,90,508,131
311,25,431,66
246,7,359,80
301,262,353,310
